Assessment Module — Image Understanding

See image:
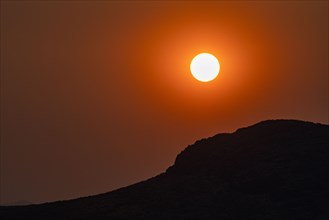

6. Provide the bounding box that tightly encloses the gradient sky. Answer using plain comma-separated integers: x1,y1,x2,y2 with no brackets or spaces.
1,1,328,204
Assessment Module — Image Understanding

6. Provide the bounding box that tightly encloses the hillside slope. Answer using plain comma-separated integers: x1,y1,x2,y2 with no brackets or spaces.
1,120,328,219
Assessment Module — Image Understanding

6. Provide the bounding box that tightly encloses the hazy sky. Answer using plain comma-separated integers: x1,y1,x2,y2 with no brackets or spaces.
1,1,328,204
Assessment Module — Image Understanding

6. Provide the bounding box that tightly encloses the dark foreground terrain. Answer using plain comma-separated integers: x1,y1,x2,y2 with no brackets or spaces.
1,120,328,219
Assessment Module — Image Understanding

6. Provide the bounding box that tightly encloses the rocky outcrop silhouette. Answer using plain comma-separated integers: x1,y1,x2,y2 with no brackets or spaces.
1,120,328,219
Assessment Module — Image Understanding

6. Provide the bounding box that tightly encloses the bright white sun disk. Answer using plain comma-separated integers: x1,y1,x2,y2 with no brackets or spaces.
190,53,220,82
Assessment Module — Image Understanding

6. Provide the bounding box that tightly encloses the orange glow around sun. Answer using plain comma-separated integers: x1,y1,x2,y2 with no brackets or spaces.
125,2,279,121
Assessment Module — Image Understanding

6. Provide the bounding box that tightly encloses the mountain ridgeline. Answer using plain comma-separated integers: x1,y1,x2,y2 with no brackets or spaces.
1,120,328,219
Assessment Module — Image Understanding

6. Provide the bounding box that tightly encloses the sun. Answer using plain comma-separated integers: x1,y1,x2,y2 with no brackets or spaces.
190,53,220,82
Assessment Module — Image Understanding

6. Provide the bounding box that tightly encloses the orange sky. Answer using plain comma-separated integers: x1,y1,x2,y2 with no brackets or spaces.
1,1,328,204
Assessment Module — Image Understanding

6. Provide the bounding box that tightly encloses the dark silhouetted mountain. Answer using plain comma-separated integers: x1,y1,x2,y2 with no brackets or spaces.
0,201,32,206
1,120,328,219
